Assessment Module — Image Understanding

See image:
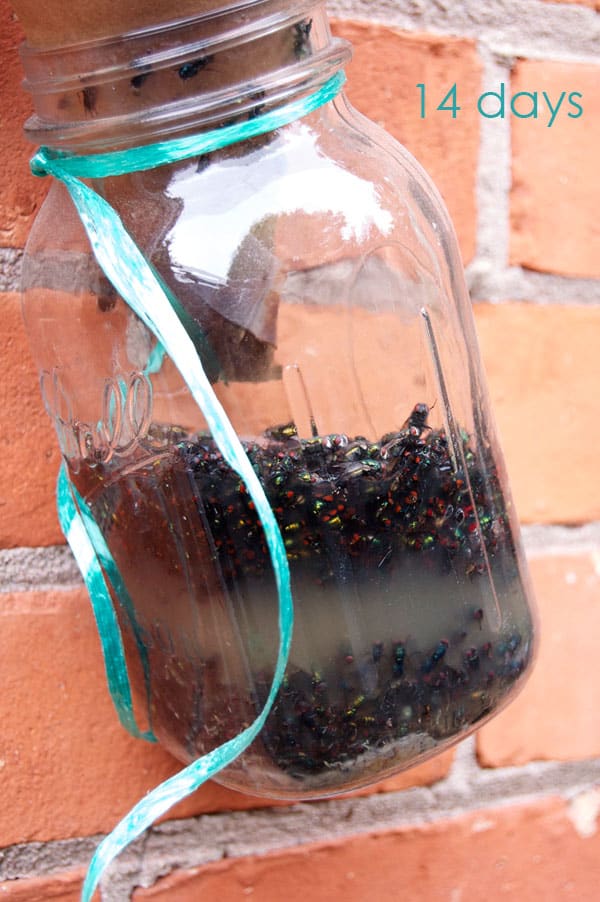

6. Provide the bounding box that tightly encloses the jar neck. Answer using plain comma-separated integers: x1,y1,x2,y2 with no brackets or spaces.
21,1,350,153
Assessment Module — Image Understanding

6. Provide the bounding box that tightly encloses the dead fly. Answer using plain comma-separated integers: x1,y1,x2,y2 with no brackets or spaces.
178,56,214,80
81,86,98,114
293,18,313,58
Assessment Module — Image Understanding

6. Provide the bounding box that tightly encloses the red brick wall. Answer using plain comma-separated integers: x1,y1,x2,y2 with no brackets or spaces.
1,0,599,898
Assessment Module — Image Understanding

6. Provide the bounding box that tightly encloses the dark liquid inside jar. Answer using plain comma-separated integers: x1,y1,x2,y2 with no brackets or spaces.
74,406,534,797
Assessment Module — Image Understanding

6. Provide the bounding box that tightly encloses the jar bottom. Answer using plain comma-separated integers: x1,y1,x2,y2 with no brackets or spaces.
201,542,530,796
74,406,534,797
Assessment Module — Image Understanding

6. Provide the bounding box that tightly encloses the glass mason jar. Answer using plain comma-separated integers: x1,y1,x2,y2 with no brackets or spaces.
20,0,536,798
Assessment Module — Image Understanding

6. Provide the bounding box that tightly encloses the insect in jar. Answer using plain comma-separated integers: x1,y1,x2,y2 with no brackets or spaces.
293,18,313,58
178,56,213,80
401,402,433,436
130,69,151,91
265,422,299,443
81,86,98,114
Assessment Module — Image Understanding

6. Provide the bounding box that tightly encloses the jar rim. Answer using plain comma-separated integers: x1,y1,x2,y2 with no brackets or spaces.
20,1,351,152
20,0,320,95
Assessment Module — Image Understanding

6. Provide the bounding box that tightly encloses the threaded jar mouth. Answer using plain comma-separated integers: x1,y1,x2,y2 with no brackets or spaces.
20,0,351,151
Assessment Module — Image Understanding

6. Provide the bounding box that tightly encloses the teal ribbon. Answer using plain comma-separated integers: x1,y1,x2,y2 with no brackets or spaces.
31,72,345,179
31,72,345,901
57,464,156,743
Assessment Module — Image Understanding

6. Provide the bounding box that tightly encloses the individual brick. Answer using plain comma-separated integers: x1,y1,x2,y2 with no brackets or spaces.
332,21,482,264
134,797,600,900
0,293,62,548
510,58,600,278
477,551,600,766
0,871,84,901
0,1,48,248
0,588,452,846
473,302,600,525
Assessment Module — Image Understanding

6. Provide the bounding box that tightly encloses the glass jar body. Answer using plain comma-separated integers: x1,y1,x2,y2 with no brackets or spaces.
22,25,536,799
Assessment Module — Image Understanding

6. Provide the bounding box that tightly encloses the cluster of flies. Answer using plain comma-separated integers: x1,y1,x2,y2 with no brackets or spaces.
177,403,506,587
174,404,525,774
253,617,525,776
89,400,524,776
